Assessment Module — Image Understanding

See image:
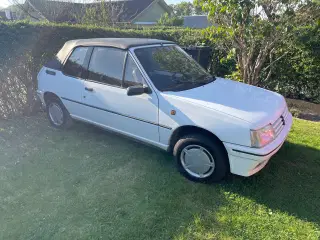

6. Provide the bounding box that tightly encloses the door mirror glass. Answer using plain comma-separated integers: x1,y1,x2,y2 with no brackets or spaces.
127,85,150,96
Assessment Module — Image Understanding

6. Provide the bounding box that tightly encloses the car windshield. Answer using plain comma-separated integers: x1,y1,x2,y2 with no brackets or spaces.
134,45,215,92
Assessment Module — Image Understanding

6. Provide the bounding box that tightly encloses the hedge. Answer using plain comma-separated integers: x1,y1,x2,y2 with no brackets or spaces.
0,21,206,118
0,21,319,119
262,25,320,104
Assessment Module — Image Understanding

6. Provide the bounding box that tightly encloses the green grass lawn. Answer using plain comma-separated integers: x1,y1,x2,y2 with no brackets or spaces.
0,115,319,240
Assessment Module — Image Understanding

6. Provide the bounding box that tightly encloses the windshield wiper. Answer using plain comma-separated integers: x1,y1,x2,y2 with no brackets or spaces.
161,75,216,92
195,75,216,83
161,82,197,92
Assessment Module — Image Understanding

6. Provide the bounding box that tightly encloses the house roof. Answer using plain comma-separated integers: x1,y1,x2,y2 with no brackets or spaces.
26,0,84,22
26,0,170,23
114,0,155,22
56,38,174,63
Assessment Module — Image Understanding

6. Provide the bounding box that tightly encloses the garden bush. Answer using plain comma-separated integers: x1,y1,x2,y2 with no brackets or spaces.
0,21,318,119
0,21,206,118
261,25,320,104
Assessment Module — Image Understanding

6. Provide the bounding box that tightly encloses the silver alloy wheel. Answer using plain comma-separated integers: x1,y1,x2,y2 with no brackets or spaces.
48,103,64,126
180,144,215,178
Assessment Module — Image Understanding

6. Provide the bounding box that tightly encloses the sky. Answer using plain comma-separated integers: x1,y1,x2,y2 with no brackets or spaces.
0,0,192,8
0,0,15,8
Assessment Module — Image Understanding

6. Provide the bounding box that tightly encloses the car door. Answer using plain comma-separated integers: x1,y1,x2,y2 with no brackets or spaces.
81,47,160,143
55,46,90,117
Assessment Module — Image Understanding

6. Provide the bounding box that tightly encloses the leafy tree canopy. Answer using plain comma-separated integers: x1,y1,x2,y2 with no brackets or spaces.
170,1,205,17
195,0,320,85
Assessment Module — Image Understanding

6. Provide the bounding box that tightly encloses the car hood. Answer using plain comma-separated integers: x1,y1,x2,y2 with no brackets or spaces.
161,77,286,128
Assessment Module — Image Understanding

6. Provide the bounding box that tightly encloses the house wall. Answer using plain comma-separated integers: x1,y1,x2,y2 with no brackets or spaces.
133,1,167,24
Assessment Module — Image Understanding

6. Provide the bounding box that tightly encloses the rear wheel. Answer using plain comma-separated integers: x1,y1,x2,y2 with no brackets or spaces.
46,97,73,129
173,134,229,182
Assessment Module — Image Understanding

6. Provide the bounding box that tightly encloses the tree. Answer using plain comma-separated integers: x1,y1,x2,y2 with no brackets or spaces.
9,0,82,22
8,0,41,20
8,0,126,25
195,0,319,85
157,12,183,26
171,1,193,16
79,0,125,27
171,1,204,17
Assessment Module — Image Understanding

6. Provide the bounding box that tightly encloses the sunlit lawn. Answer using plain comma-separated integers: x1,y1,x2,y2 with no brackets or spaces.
0,115,319,239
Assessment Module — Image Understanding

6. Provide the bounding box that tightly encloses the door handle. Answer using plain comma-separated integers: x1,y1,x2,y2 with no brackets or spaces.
85,87,94,92
46,70,56,76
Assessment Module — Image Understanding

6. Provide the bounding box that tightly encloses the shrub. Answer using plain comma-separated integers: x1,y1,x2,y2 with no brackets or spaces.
157,13,183,27
0,21,318,119
0,21,205,118
261,25,320,103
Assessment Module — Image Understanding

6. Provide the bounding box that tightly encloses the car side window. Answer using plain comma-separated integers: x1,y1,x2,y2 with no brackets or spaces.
63,47,89,78
88,47,126,87
123,55,145,88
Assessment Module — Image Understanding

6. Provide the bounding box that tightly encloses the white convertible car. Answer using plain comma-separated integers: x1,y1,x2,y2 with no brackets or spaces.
37,38,292,182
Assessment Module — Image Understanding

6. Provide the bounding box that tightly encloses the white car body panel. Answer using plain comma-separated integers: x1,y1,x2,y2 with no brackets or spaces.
224,111,292,176
162,77,286,129
38,68,85,117
80,80,160,142
157,92,251,146
37,43,293,178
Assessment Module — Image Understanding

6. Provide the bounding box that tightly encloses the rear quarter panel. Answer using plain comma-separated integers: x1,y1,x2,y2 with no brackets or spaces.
37,67,84,116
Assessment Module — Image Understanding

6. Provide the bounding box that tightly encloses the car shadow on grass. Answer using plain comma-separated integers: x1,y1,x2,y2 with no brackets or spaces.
172,141,320,239
72,120,320,223
221,141,320,225
4,116,317,239
72,120,320,226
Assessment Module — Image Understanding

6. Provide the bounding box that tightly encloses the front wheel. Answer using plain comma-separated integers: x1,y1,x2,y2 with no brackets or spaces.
173,134,229,182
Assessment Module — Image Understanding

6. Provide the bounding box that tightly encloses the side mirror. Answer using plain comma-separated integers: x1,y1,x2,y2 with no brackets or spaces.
127,85,151,96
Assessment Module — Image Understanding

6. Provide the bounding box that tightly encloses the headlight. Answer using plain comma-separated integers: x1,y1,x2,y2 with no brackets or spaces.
251,124,275,148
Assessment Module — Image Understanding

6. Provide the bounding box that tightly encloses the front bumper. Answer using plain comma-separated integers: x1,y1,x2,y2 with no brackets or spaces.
223,112,293,177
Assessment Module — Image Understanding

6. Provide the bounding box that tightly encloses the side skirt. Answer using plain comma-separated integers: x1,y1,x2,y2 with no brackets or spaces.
70,114,170,152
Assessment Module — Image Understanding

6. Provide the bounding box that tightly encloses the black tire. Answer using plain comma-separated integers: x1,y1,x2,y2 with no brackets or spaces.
173,134,229,183
46,97,73,129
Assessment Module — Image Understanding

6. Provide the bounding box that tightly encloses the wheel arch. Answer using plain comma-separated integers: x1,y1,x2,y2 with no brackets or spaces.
168,125,226,153
43,92,61,105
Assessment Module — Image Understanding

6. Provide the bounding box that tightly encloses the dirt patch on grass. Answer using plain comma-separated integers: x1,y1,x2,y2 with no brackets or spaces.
286,98,320,122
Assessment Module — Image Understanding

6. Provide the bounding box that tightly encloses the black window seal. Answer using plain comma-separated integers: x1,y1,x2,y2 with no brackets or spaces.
81,47,94,79
121,51,129,88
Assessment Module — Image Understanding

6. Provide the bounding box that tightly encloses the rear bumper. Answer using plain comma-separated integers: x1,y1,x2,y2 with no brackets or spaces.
36,90,46,108
223,112,293,177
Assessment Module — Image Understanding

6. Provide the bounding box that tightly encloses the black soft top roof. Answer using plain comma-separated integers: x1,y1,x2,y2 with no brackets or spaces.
56,38,174,64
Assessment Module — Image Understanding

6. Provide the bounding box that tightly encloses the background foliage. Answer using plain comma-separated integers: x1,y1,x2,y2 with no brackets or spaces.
0,21,205,118
262,24,320,103
170,1,205,17
0,20,319,119
157,13,184,26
